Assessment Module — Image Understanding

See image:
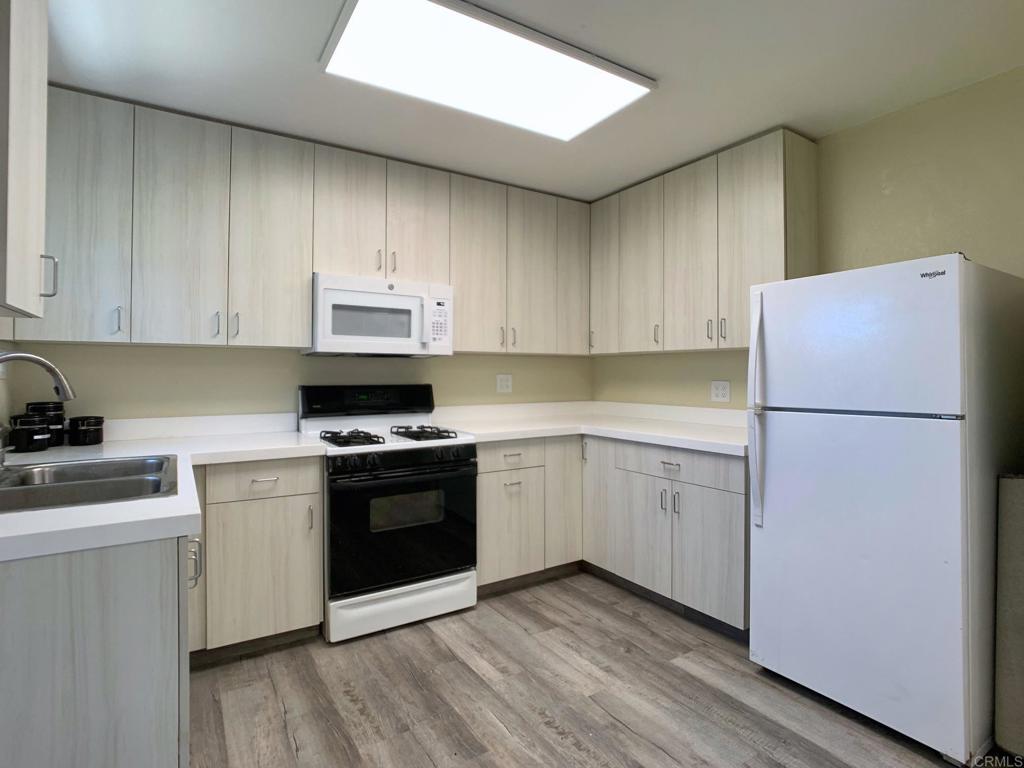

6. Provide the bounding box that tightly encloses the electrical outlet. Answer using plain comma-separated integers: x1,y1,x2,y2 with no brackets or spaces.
496,374,513,394
710,380,731,403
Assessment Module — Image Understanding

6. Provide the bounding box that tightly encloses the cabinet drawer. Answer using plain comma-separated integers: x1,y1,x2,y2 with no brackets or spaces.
206,457,321,504
614,441,745,493
476,439,546,474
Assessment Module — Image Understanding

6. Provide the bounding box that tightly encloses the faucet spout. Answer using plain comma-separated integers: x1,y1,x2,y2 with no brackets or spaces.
0,351,76,401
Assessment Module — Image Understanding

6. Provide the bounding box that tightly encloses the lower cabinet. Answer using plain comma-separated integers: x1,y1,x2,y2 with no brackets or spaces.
544,435,583,567
612,469,673,598
187,467,207,652
477,466,545,585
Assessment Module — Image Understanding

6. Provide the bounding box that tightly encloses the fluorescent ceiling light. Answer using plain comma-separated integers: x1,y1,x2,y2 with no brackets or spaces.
322,0,654,141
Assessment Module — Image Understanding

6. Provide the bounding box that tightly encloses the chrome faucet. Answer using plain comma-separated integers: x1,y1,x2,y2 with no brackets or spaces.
0,352,76,470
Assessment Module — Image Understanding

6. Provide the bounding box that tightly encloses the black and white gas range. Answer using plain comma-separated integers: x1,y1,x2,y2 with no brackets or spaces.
298,385,477,643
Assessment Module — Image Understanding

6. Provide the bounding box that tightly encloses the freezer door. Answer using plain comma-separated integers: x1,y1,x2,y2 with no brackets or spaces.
749,410,968,760
753,254,963,415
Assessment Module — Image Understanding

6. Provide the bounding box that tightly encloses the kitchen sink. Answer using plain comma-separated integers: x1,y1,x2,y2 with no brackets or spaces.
0,456,178,513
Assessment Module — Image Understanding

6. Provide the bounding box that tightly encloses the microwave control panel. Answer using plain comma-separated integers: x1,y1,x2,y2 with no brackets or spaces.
430,299,451,343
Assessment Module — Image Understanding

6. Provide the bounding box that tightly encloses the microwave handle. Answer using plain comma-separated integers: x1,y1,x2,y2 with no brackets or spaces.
421,299,434,343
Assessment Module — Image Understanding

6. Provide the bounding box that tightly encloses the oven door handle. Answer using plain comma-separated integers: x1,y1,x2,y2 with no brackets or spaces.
330,466,477,490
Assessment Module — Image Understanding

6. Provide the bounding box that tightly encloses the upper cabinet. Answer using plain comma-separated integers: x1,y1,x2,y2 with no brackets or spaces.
228,127,314,348
313,146,386,277
618,176,664,353
450,174,507,353
0,0,47,319
555,198,590,356
131,108,230,345
664,155,718,351
717,130,817,349
385,160,450,283
589,194,619,354
17,89,133,343
507,188,557,354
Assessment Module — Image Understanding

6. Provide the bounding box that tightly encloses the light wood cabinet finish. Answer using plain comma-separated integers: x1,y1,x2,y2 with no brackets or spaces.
385,160,449,282
205,456,321,504
556,198,590,355
783,130,820,282
228,127,313,348
188,466,207,652
206,492,323,648
17,89,133,342
544,435,583,567
132,107,230,345
477,466,546,586
0,538,181,767
673,482,748,628
507,187,558,354
313,145,387,277
613,469,672,598
618,176,664,352
614,440,746,494
589,194,620,354
450,174,507,352
0,0,47,318
664,155,718,351
582,436,616,570
477,438,546,474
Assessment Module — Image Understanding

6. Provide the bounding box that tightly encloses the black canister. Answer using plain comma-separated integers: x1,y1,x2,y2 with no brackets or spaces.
26,401,66,447
10,413,51,453
68,416,104,446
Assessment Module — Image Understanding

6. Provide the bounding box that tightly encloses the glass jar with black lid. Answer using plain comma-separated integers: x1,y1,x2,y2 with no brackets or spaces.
68,416,104,446
26,401,66,447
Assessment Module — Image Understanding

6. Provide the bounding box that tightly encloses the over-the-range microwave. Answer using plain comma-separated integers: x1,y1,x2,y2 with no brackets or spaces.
308,273,453,356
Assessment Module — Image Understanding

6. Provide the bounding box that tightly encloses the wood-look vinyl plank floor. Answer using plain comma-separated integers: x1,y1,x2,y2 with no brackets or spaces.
190,573,947,768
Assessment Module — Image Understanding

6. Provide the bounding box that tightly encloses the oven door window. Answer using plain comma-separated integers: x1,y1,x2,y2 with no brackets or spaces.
332,304,412,339
329,468,476,599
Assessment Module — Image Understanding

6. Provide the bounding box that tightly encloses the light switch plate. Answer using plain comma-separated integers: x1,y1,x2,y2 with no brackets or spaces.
496,374,513,394
710,380,731,403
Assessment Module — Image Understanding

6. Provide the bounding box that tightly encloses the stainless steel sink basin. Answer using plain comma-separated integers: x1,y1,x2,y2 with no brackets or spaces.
0,456,178,513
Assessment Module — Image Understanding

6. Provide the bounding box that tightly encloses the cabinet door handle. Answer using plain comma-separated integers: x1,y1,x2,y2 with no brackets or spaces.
660,488,667,511
672,491,680,515
719,317,726,340
511,327,517,347
706,319,713,341
187,537,203,588
250,476,280,484
582,440,588,461
308,504,314,530
653,323,660,344
504,480,522,488
503,452,522,459
500,326,506,347
390,251,397,272
215,310,222,337
114,305,123,334
39,254,59,298
233,312,241,338
589,329,595,350
376,249,383,271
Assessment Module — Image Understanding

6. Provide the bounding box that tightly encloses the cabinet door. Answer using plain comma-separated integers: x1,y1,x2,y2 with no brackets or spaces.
507,187,557,354
589,195,619,354
718,131,785,349
672,482,747,629
477,467,545,586
618,176,664,352
544,435,583,568
17,89,133,342
555,198,590,355
386,160,449,283
132,107,230,345
0,0,47,318
188,467,207,651
612,469,672,598
582,437,616,569
228,127,313,348
664,156,718,351
450,174,506,353
206,492,322,648
313,145,386,277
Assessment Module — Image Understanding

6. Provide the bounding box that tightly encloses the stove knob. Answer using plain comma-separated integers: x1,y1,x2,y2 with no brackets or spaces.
434,447,445,460
346,455,361,471
366,453,382,469
449,447,461,460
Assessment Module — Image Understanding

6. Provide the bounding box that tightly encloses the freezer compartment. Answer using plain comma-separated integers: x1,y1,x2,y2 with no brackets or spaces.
749,410,970,760
750,253,964,416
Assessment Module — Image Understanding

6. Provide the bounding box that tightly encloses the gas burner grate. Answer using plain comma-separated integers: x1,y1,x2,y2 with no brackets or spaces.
320,429,385,447
390,425,459,441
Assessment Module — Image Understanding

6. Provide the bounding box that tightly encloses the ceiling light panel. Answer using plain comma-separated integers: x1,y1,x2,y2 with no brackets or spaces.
323,0,653,141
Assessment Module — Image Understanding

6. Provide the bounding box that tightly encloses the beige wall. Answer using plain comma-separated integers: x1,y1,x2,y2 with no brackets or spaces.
7,343,592,419
591,351,747,408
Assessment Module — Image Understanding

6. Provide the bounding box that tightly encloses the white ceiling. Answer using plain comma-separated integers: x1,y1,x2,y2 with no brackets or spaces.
48,0,1024,201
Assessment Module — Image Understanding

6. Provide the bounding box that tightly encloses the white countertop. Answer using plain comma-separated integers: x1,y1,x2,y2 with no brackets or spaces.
0,404,746,563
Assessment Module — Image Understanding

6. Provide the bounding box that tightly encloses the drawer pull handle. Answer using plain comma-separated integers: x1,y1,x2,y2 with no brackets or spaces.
503,452,523,459
250,476,280,484
308,504,314,530
187,537,203,588
504,481,522,488
660,461,681,469
672,491,680,515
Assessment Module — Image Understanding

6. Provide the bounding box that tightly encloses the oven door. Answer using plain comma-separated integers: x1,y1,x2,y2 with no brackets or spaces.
328,463,477,599
314,275,430,355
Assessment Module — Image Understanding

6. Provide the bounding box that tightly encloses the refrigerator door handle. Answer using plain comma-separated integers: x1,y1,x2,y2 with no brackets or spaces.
748,290,765,526
749,409,764,527
748,290,764,411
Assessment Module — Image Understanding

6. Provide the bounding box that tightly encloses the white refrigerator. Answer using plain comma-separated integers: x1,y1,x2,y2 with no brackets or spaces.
747,253,1024,764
